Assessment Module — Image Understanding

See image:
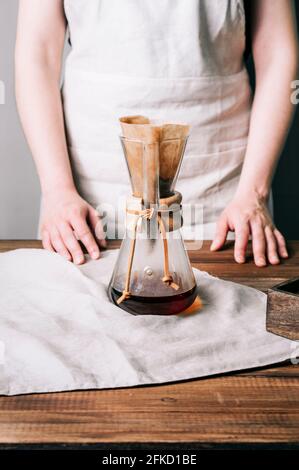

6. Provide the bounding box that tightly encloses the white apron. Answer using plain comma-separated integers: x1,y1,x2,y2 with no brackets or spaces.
62,0,252,239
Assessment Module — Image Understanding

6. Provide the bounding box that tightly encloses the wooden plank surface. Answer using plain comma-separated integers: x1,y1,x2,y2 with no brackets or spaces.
0,240,298,445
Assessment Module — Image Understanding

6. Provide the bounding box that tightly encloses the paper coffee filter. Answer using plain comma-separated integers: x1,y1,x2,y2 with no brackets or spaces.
119,115,160,143
159,122,190,140
119,116,190,142
119,116,190,199
159,123,189,186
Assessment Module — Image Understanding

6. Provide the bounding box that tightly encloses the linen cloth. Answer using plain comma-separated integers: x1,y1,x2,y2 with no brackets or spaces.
0,249,296,396
62,0,252,239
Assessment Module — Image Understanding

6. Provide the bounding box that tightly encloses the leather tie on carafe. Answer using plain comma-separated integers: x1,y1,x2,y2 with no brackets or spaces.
116,204,180,305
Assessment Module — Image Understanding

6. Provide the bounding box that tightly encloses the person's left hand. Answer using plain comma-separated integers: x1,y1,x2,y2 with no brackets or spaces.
210,191,288,266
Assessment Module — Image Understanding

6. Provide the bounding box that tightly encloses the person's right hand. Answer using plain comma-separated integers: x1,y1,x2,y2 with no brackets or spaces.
40,189,106,264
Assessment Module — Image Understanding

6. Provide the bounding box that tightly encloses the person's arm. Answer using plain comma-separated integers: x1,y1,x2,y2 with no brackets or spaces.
15,0,105,264
211,0,298,266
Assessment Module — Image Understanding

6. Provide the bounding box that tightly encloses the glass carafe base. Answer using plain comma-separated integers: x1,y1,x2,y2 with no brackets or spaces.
109,285,197,316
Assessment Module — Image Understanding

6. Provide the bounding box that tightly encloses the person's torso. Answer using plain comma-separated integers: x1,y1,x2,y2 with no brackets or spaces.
62,0,251,239
64,0,246,78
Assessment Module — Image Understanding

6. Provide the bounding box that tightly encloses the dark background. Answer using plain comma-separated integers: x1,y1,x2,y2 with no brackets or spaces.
245,0,299,239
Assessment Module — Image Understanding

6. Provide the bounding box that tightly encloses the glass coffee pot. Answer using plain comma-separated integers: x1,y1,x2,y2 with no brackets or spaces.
108,115,197,315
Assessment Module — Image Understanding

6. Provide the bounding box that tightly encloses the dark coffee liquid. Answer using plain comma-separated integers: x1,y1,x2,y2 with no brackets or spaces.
110,285,197,316
159,177,173,198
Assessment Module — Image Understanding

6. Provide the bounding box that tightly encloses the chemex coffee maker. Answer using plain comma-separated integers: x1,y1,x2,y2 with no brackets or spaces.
108,116,197,315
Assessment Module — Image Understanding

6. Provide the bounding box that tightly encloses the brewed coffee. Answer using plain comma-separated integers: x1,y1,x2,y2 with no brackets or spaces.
110,286,197,315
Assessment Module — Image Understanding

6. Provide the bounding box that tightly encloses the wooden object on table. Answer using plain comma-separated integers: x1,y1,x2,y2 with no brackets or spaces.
0,240,298,448
267,277,299,340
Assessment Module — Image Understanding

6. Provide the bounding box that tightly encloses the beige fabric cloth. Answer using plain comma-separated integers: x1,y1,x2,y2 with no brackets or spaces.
62,0,252,239
0,248,296,396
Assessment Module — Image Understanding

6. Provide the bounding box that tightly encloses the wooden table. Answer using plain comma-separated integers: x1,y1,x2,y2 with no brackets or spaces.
0,240,298,450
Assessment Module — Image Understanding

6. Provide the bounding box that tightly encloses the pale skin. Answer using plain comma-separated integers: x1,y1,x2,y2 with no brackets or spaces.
15,0,298,265
211,0,298,266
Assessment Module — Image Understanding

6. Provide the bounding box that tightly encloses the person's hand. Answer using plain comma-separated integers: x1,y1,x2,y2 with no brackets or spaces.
40,188,106,264
210,191,288,266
